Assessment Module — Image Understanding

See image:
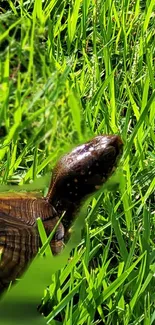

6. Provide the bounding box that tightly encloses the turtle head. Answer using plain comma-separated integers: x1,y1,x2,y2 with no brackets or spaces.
47,135,123,221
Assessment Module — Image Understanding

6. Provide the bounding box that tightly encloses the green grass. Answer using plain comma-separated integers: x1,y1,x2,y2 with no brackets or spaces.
0,0,155,324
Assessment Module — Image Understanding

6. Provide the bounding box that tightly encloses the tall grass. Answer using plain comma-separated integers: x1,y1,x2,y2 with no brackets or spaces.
0,0,154,324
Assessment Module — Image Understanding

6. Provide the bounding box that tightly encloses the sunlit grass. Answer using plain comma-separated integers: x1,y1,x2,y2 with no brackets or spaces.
0,0,155,324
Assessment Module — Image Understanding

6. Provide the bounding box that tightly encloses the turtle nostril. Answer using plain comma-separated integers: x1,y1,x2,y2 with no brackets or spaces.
110,135,123,146
109,135,123,156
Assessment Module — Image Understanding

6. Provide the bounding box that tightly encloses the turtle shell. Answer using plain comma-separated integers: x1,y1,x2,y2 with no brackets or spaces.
0,135,123,293
0,193,64,292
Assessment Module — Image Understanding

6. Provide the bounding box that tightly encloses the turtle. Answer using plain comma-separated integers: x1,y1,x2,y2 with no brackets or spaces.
0,134,123,293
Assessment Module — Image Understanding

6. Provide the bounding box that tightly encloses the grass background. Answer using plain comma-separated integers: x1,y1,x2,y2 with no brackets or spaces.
0,0,155,324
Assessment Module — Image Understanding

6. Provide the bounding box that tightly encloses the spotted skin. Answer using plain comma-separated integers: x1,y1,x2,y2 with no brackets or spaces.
47,135,123,228
0,134,123,293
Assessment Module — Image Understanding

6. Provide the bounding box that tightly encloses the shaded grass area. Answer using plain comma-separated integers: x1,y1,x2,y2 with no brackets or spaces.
0,0,155,324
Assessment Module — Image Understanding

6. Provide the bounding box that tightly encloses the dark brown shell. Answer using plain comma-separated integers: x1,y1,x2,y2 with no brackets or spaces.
0,194,64,292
